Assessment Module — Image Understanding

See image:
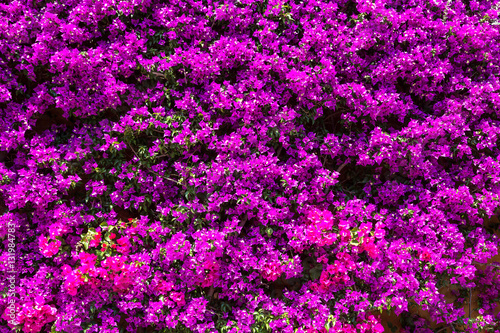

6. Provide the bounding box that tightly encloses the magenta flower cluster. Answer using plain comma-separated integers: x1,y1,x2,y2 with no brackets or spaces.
1,0,500,332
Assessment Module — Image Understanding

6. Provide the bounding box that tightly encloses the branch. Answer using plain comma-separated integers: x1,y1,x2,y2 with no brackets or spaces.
238,215,248,234
473,261,500,268
208,286,215,298
469,288,472,318
336,161,349,173
151,71,166,78
150,170,182,185
275,146,282,158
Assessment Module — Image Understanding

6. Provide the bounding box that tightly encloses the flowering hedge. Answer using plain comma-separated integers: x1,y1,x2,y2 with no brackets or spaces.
1,0,500,332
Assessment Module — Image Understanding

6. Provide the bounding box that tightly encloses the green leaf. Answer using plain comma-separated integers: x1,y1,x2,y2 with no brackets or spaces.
310,265,323,280
350,239,360,246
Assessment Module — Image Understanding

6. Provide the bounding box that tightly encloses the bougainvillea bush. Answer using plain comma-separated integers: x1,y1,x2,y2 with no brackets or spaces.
1,0,500,332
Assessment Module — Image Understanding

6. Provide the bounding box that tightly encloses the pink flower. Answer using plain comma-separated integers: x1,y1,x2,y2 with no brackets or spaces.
374,226,386,239
38,236,60,257
337,252,356,270
306,207,334,230
89,231,101,247
313,261,352,293
167,31,176,39
48,223,70,238
64,271,84,296
151,273,174,294
10,300,57,333
2,302,20,328
305,207,336,246
262,261,283,282
102,256,126,273
78,252,97,273
116,237,131,254
200,260,220,287
170,291,185,306
61,264,72,277
113,273,133,293
362,237,379,259
317,255,328,264
306,225,323,244
339,226,351,243
373,323,384,332
358,223,372,237
419,249,432,262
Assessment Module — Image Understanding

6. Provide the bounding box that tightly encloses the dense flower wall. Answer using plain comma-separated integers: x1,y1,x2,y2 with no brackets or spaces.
1,0,500,332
